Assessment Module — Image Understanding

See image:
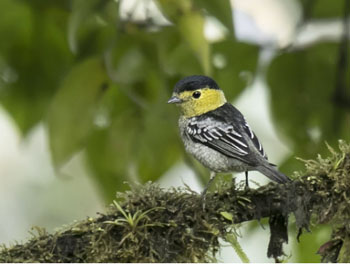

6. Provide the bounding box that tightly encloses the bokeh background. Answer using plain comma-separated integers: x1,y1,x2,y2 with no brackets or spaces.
0,0,349,262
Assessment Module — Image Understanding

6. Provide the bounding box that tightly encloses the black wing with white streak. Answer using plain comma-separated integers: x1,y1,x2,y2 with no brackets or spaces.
185,103,269,165
242,118,268,160
186,118,254,164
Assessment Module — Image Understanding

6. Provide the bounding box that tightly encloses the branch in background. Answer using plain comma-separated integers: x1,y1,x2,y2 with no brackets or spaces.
0,141,349,263
334,0,350,109
301,0,316,23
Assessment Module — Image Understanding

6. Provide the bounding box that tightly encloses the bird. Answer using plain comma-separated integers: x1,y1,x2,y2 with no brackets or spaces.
168,75,291,195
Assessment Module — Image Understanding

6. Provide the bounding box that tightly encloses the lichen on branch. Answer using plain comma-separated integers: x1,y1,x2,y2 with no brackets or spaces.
0,141,349,263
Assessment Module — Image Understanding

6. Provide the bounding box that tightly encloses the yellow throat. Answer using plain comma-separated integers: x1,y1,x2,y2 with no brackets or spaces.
176,88,227,118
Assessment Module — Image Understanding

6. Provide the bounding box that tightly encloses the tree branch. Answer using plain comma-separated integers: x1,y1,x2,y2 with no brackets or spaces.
334,0,350,109
0,141,349,262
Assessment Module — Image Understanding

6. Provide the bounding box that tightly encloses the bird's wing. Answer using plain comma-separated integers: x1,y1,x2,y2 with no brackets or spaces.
241,118,268,160
186,118,254,164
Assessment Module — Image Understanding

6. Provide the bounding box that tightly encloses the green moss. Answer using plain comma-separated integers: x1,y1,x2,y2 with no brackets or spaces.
0,141,349,262
295,140,350,262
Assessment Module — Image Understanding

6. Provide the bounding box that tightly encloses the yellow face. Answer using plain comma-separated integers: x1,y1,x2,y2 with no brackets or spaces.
170,87,227,118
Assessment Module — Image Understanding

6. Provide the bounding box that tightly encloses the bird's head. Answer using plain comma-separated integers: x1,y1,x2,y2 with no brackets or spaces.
168,75,227,118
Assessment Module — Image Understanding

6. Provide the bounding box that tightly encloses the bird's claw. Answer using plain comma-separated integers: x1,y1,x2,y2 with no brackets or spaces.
201,189,208,211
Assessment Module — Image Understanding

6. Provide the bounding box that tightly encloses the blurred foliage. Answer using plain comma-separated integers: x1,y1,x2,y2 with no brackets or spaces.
48,57,108,166
0,0,74,133
299,0,343,18
0,0,349,261
0,0,259,201
268,43,350,175
292,223,332,262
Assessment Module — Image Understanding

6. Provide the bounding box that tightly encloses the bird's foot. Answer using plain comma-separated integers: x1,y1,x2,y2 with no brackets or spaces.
201,188,208,211
201,171,216,211
244,171,250,191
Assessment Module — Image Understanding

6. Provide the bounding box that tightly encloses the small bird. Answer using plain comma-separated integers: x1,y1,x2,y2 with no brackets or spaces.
168,75,290,194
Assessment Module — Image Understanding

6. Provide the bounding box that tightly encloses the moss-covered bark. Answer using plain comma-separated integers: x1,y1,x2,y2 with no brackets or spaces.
0,141,349,263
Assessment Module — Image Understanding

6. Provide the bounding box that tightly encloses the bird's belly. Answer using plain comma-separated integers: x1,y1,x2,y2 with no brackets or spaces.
183,140,248,173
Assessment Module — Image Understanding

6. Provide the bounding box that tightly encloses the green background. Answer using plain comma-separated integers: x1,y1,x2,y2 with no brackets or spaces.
0,0,349,262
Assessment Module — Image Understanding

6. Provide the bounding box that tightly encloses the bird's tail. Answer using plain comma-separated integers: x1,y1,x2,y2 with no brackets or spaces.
257,164,291,183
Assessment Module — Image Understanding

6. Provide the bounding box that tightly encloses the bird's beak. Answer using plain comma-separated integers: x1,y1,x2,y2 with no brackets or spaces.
167,95,183,104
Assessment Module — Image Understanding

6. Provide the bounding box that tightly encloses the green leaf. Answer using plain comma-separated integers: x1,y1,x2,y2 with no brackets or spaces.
299,0,343,18
0,1,73,134
68,0,117,55
226,233,250,263
26,0,71,10
105,30,162,85
195,0,234,34
67,0,118,58
212,40,259,101
220,211,233,222
178,11,211,74
152,1,212,75
68,0,101,54
155,27,203,75
154,0,192,22
0,1,32,53
47,57,108,167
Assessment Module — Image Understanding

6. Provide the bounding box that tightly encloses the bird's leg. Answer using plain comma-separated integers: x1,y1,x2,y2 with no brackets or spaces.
202,171,216,196
201,171,216,210
245,171,249,190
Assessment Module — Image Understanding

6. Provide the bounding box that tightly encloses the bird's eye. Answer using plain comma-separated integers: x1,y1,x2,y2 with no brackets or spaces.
192,91,201,99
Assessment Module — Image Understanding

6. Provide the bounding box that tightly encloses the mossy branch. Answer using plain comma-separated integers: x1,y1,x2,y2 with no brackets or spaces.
0,141,349,263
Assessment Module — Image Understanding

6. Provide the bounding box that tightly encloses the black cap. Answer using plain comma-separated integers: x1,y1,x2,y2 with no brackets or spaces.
174,75,220,93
